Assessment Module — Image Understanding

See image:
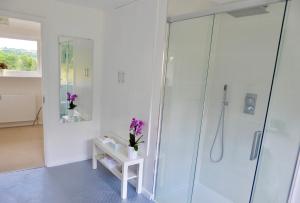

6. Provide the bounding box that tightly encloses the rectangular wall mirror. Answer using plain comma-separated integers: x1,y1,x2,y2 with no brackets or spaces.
59,36,93,123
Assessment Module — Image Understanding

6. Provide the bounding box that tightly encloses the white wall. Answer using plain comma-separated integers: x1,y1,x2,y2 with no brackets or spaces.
101,0,167,196
0,77,43,126
101,0,157,146
0,0,104,166
0,17,40,41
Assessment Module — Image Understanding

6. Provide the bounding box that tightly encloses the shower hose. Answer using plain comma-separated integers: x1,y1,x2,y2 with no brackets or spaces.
209,85,228,163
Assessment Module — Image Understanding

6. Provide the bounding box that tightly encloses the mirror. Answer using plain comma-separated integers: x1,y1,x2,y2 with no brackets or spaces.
59,36,93,123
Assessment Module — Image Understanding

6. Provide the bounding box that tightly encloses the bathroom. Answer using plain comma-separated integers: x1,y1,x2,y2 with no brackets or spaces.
0,0,299,202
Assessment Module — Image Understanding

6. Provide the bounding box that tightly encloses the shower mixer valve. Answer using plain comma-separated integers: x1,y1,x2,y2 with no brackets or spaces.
244,93,257,115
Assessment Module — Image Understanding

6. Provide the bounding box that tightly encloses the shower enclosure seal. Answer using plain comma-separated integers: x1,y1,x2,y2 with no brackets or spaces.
151,22,171,200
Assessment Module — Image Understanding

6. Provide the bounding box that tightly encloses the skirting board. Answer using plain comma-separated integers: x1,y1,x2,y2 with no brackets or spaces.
0,121,42,128
128,178,154,200
45,156,90,168
142,188,154,200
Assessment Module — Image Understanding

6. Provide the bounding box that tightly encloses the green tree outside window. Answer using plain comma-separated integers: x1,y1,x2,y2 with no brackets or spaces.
0,38,38,71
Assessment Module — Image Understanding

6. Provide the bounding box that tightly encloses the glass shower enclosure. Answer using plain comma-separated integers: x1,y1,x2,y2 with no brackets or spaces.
155,1,287,203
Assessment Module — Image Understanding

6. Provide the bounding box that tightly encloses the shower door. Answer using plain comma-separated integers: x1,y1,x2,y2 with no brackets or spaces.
155,2,286,203
155,16,214,203
191,3,286,203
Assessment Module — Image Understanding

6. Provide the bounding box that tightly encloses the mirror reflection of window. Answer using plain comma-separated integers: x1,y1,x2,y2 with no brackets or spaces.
59,36,93,123
60,41,74,85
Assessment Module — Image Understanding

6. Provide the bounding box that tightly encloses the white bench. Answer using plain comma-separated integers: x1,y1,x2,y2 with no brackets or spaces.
92,137,144,199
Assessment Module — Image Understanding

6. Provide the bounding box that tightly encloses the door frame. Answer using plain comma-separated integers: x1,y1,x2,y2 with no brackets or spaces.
0,9,48,167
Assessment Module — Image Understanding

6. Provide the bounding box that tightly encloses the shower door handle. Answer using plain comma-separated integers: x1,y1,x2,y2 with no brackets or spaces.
250,131,262,161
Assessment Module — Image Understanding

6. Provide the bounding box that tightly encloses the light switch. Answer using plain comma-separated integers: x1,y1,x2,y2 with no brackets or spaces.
118,71,125,84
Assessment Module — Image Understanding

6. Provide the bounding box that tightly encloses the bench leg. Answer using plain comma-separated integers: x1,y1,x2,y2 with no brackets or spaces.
92,144,97,169
121,164,128,199
137,162,143,194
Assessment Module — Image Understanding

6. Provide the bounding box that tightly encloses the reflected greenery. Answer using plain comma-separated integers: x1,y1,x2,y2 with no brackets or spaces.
60,42,74,85
0,48,37,71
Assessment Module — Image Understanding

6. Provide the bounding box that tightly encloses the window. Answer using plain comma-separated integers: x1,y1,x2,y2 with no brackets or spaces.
0,37,38,71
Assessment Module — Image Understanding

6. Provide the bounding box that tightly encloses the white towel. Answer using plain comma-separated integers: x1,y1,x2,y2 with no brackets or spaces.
101,156,118,169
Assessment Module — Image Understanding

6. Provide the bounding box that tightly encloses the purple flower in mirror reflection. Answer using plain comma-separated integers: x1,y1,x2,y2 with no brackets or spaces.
67,92,78,110
67,92,78,102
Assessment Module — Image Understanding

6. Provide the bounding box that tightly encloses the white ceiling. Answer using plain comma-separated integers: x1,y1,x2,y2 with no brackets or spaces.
57,0,253,18
58,0,138,9
0,17,40,32
0,17,41,40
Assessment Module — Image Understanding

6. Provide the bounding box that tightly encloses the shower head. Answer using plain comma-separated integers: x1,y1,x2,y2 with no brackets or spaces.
227,6,269,18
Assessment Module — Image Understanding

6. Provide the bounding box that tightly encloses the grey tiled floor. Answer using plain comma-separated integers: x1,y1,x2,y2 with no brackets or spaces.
0,160,153,203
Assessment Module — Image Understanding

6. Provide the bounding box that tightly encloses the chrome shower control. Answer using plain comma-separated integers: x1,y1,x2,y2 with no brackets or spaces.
244,93,257,115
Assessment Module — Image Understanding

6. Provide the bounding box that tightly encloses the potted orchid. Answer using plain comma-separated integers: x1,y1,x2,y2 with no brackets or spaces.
0,63,8,75
67,92,78,117
128,118,144,159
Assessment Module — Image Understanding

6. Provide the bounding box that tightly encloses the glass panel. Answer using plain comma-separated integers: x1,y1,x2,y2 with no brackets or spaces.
59,36,93,123
155,16,214,203
191,3,285,203
251,0,300,202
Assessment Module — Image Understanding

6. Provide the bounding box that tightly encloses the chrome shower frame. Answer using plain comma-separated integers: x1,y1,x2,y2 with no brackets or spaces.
152,1,297,202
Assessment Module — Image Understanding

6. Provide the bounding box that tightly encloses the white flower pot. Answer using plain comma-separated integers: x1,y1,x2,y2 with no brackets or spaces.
128,147,138,159
68,109,74,117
